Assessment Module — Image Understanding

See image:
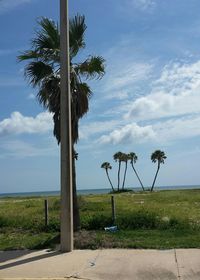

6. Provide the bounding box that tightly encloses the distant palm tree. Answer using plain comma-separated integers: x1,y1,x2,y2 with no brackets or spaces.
18,15,105,231
151,150,167,192
113,151,123,191
101,162,115,192
121,153,129,190
128,152,145,191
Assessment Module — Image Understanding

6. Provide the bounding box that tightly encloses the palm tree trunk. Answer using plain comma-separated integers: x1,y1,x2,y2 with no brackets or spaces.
122,161,128,190
117,161,121,191
106,170,115,192
72,155,80,231
131,163,145,191
151,163,160,192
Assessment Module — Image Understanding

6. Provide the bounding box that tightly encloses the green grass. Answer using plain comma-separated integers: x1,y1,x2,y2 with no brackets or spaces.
1,189,200,250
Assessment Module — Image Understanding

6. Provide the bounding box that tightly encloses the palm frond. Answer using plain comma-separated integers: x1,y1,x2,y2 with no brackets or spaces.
33,17,60,51
37,74,59,107
37,75,60,143
18,50,40,61
75,56,105,79
71,82,91,143
24,61,53,87
151,150,167,164
69,14,86,58
78,82,92,98
18,14,105,145
101,162,112,169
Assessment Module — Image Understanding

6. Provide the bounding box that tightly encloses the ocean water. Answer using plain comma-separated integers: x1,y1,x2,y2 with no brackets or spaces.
0,185,200,198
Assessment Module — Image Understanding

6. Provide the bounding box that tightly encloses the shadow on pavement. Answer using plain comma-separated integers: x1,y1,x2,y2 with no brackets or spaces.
0,250,32,263
0,250,61,270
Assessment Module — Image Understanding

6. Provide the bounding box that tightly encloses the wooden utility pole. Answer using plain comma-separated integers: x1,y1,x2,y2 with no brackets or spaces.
60,0,73,252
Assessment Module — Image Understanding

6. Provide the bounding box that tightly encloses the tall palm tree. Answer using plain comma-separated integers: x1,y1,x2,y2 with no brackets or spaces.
128,152,145,191
121,153,129,190
18,15,105,231
151,150,167,192
113,151,123,191
101,162,115,192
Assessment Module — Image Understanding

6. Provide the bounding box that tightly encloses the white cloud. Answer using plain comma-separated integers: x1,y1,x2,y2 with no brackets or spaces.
94,37,155,105
119,0,156,13
126,60,200,121
97,114,200,146
154,115,200,143
103,62,153,94
99,123,156,145
132,0,156,10
154,60,200,92
79,120,120,140
96,59,200,146
104,91,129,100
0,111,53,136
0,0,31,14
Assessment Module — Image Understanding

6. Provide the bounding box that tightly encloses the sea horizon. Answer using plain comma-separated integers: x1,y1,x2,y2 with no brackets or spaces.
0,184,200,198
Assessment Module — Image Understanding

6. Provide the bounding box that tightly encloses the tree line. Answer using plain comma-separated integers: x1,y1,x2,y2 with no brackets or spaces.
101,150,167,192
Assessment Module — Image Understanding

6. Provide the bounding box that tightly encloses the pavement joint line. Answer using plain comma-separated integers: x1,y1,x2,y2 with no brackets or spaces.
69,249,102,280
88,249,102,267
174,249,181,279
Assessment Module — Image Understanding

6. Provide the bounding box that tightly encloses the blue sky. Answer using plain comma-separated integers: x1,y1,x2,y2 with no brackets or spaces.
1,0,200,193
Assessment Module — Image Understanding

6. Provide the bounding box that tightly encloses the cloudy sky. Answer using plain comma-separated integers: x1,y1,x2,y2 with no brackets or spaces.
1,0,200,193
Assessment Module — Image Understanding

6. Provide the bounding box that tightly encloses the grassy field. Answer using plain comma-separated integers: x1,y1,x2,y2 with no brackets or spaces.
1,189,200,250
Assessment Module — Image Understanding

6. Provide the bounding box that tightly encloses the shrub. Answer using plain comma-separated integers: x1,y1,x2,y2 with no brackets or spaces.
117,210,158,229
80,210,191,231
0,216,8,227
81,214,113,230
43,219,60,232
158,217,189,230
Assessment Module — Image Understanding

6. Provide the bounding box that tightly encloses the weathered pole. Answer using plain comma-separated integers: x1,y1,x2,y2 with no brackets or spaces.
44,199,49,227
60,0,73,252
111,195,116,224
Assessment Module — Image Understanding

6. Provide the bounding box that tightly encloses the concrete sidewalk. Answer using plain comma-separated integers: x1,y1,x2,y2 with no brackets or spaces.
0,249,200,280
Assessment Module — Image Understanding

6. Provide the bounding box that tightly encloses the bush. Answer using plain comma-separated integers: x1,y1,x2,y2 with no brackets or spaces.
81,214,113,230
117,210,158,230
80,210,191,231
158,217,189,230
0,216,8,227
42,219,60,232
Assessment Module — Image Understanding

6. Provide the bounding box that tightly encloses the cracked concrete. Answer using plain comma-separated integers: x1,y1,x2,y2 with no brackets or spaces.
1,249,200,279
174,249,181,279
